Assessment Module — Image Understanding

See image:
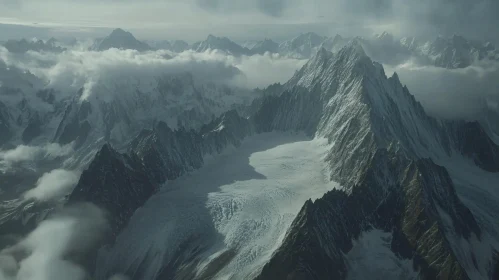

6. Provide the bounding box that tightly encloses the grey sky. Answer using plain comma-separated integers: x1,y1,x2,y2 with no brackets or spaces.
0,0,498,42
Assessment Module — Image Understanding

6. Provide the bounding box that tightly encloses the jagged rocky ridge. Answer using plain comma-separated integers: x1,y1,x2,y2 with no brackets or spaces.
253,42,499,279
69,42,499,279
92,28,153,52
0,67,255,167
400,34,499,69
51,72,252,152
68,110,253,235
3,38,66,53
191,35,252,56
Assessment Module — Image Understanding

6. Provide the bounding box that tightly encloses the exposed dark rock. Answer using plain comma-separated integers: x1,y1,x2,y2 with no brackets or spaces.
0,101,12,146
68,144,157,236
454,121,499,172
21,114,42,143
94,28,152,52
257,151,479,280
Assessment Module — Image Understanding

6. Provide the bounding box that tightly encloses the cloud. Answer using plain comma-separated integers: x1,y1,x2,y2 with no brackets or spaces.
1,0,497,44
384,59,499,122
0,143,74,164
23,169,80,202
230,52,306,88
1,46,305,103
0,203,109,280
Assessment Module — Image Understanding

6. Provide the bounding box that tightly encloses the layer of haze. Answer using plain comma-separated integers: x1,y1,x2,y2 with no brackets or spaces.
0,0,498,44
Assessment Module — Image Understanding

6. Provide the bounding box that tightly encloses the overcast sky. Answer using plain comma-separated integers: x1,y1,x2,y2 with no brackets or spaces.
0,0,498,42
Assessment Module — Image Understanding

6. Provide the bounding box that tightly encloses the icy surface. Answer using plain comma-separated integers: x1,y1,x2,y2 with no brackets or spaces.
442,157,499,278
95,132,340,280
345,230,419,280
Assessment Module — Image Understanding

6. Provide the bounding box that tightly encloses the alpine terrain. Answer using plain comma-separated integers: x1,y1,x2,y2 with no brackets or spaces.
63,41,499,279
0,21,498,280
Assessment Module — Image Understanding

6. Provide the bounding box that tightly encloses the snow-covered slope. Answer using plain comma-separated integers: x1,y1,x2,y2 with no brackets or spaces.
0,61,59,147
3,36,497,280
61,42,498,280
192,35,252,56
253,42,499,280
0,63,257,168
400,35,499,69
53,72,256,153
263,41,498,183
320,34,350,53
278,32,326,59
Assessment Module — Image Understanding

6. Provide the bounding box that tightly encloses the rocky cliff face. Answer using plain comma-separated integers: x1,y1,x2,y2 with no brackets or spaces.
250,42,499,280
256,152,484,279
68,144,156,235
68,110,254,237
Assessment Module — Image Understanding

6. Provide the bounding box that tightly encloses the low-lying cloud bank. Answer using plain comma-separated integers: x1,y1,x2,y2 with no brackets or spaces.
24,169,80,202
0,203,109,280
0,42,497,132
0,46,305,104
0,143,73,167
385,59,499,122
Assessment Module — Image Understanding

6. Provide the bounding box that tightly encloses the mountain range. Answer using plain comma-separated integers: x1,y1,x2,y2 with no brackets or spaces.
0,28,499,279
46,42,499,279
91,28,153,52
84,29,499,70
2,37,66,53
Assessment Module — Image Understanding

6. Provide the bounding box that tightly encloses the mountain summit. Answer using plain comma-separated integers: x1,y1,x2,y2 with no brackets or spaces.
278,32,327,58
191,34,251,56
93,28,153,51
254,42,499,280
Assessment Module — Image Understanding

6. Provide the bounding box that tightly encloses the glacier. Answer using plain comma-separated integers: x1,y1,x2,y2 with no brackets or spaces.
94,132,340,280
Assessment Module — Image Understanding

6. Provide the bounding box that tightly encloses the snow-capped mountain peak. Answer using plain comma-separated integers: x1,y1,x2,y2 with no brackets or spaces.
278,32,326,58
286,40,369,91
250,38,279,55
93,28,152,52
192,34,251,56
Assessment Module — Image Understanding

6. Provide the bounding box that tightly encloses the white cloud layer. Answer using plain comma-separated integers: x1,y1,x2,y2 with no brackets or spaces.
0,143,73,165
24,169,80,202
385,59,499,121
0,203,109,280
0,47,305,102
